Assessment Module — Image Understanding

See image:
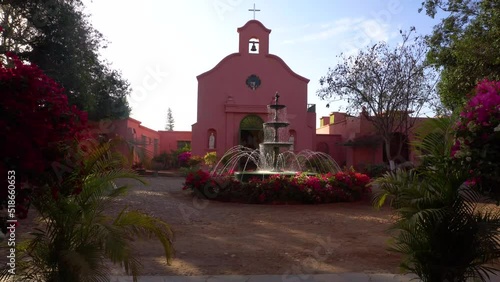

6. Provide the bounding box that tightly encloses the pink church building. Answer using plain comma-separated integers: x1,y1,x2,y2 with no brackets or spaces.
108,19,427,171
191,20,316,159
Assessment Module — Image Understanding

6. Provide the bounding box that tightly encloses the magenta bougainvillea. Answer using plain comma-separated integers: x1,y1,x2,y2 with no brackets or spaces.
0,53,88,218
183,169,371,204
452,79,500,197
178,151,192,167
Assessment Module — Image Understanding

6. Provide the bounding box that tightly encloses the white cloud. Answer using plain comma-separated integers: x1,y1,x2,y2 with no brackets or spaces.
281,17,396,50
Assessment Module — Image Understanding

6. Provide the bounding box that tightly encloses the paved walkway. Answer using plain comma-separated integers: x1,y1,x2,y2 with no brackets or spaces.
110,272,500,282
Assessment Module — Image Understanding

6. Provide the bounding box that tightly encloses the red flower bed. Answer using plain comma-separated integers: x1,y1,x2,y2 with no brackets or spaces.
183,169,371,204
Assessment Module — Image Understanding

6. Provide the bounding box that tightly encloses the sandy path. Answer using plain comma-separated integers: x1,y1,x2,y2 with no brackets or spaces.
106,177,401,276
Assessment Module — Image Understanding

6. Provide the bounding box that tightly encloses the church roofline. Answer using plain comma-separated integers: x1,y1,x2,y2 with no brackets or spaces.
196,53,241,80
237,20,271,34
196,53,309,83
266,54,309,83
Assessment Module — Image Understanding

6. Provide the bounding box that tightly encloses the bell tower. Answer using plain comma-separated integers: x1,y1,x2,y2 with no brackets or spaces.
237,19,271,56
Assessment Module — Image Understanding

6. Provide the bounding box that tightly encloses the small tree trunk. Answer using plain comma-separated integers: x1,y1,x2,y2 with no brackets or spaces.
384,138,395,171
389,160,396,171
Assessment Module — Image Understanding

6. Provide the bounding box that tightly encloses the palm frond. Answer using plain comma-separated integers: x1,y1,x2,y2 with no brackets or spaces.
14,140,174,282
112,209,175,265
411,115,456,159
371,136,500,281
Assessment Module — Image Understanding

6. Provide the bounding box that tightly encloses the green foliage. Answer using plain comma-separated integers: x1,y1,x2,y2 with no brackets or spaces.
151,161,163,172
151,152,171,170
152,152,169,164
203,151,218,167
4,141,174,282
421,0,500,110
411,116,457,169
187,155,203,168
152,146,194,170
179,166,202,177
0,0,131,120
361,163,389,178
373,168,500,282
372,116,500,282
177,143,191,153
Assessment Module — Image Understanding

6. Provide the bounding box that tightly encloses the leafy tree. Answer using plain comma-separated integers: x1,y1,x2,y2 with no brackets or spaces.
166,107,174,131
420,0,500,110
0,0,131,120
317,32,437,168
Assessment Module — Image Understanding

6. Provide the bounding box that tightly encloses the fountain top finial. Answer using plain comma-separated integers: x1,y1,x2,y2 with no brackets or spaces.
274,92,280,105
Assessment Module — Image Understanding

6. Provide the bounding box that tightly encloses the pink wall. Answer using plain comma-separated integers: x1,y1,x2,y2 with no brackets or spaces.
158,131,192,154
110,118,160,165
192,20,315,159
315,134,344,166
316,112,431,168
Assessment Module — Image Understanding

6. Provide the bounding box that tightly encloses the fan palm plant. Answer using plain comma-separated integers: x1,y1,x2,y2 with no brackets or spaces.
373,117,500,282
3,140,174,282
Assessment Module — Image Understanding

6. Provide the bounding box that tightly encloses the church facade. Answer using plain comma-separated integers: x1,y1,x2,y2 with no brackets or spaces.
191,20,317,159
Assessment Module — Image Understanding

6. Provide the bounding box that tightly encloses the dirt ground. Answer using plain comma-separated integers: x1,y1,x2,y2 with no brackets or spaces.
106,177,403,276
4,176,405,276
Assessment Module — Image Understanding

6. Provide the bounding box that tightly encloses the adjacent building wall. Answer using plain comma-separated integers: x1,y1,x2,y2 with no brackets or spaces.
158,131,192,154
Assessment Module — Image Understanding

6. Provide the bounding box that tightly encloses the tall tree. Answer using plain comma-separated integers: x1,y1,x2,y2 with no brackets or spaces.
420,0,500,110
317,32,436,169
166,107,174,131
0,0,131,120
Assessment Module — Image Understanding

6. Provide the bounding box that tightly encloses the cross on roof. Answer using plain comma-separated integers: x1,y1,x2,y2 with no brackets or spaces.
248,3,260,20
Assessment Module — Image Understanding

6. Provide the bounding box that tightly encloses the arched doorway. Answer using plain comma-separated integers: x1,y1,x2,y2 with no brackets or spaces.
239,115,264,150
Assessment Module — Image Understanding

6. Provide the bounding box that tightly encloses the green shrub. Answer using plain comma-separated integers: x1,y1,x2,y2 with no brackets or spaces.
5,141,174,282
372,116,500,282
362,163,388,178
203,151,218,167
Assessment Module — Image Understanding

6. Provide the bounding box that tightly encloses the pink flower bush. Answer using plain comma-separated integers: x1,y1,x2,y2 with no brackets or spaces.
178,151,192,167
182,169,372,204
453,80,500,197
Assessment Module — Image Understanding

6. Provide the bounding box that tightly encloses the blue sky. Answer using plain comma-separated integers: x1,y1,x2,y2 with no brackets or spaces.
82,0,441,131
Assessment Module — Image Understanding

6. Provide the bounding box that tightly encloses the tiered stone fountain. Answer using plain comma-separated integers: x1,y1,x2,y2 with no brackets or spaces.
211,93,341,182
260,92,293,172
